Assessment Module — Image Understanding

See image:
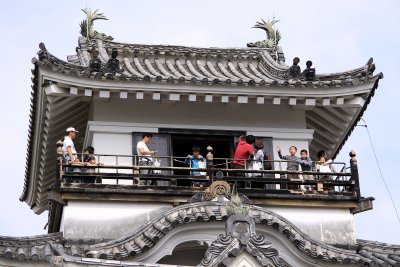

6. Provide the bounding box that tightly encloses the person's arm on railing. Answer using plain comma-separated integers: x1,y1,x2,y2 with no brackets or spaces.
67,146,79,163
330,164,336,173
299,157,312,168
184,156,191,166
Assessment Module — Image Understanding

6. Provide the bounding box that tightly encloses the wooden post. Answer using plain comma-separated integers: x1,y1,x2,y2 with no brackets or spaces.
55,140,64,189
206,145,214,184
133,167,140,186
349,150,361,197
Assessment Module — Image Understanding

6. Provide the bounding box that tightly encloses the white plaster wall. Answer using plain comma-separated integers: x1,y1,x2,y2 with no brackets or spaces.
91,132,134,184
92,98,307,129
61,201,173,239
262,206,356,245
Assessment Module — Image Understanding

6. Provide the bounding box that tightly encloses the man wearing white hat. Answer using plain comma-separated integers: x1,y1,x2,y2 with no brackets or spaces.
63,127,80,164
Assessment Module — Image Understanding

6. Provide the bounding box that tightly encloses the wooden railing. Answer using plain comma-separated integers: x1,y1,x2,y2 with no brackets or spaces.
55,142,361,197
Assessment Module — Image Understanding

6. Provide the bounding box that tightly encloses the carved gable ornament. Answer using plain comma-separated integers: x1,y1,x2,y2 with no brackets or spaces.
188,181,250,204
199,215,286,267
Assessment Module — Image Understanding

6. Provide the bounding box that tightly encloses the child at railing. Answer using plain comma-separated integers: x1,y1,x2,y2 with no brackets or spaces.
277,145,299,190
185,146,206,187
316,155,336,191
83,146,97,173
297,149,313,191
184,146,206,176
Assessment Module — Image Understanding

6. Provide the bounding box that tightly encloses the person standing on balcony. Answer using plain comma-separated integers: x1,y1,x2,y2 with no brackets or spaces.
297,149,314,191
136,133,157,175
184,146,206,176
316,154,336,191
277,145,299,190
63,127,80,164
232,135,255,175
251,138,265,177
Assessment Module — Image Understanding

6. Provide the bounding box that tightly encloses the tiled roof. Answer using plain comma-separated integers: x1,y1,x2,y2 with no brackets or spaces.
1,202,399,266
36,37,380,88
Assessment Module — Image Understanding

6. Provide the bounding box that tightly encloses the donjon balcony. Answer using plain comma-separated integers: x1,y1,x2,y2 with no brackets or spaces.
46,140,372,247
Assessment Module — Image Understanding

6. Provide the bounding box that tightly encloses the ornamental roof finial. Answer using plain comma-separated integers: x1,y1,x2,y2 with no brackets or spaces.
79,8,113,41
247,18,281,49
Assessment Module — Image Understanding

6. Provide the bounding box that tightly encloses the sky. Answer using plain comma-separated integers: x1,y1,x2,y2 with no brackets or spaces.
0,0,399,244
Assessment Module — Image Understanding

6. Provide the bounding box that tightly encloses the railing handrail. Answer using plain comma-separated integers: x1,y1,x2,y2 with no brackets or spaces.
55,147,360,197
61,163,351,176
68,152,347,171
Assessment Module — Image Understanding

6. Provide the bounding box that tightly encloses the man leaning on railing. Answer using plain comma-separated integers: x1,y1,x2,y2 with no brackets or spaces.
62,127,80,174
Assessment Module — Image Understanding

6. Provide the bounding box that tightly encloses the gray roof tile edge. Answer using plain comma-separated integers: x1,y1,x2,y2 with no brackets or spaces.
1,202,398,265
37,41,378,88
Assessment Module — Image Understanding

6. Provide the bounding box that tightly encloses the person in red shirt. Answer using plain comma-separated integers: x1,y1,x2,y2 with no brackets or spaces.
232,135,255,175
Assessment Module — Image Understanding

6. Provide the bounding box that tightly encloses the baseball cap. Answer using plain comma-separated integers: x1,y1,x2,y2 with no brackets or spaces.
66,127,79,133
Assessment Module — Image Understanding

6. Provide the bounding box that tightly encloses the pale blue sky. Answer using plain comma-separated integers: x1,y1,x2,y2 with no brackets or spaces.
0,0,399,243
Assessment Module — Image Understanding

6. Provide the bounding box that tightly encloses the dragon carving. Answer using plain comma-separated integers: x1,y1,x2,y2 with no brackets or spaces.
80,8,113,41
247,18,281,49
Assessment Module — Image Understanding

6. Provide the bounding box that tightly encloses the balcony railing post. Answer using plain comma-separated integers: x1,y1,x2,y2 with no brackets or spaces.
206,146,214,183
55,140,64,190
133,155,140,186
349,150,361,197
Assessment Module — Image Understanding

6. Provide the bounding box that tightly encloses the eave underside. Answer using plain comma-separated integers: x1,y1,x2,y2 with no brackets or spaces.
22,70,380,213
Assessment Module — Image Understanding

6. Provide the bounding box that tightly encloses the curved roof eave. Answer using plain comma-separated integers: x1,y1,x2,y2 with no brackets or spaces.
1,202,399,266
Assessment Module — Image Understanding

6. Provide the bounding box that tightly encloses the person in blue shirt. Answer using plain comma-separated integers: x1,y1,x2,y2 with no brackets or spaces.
184,146,206,176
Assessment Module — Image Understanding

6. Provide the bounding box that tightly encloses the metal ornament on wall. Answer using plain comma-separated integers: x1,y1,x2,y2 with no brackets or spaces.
247,18,281,49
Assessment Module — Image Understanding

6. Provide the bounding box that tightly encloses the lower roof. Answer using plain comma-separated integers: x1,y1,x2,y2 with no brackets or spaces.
0,202,399,266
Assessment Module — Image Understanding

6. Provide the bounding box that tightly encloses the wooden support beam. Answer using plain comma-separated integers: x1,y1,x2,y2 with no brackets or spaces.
120,91,128,99
336,97,344,105
305,99,316,106
136,91,144,99
221,95,229,103
315,107,349,124
84,89,92,97
256,97,265,104
153,92,161,101
70,87,78,95
99,90,110,98
322,98,331,106
169,93,180,101
188,94,196,102
237,96,248,104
